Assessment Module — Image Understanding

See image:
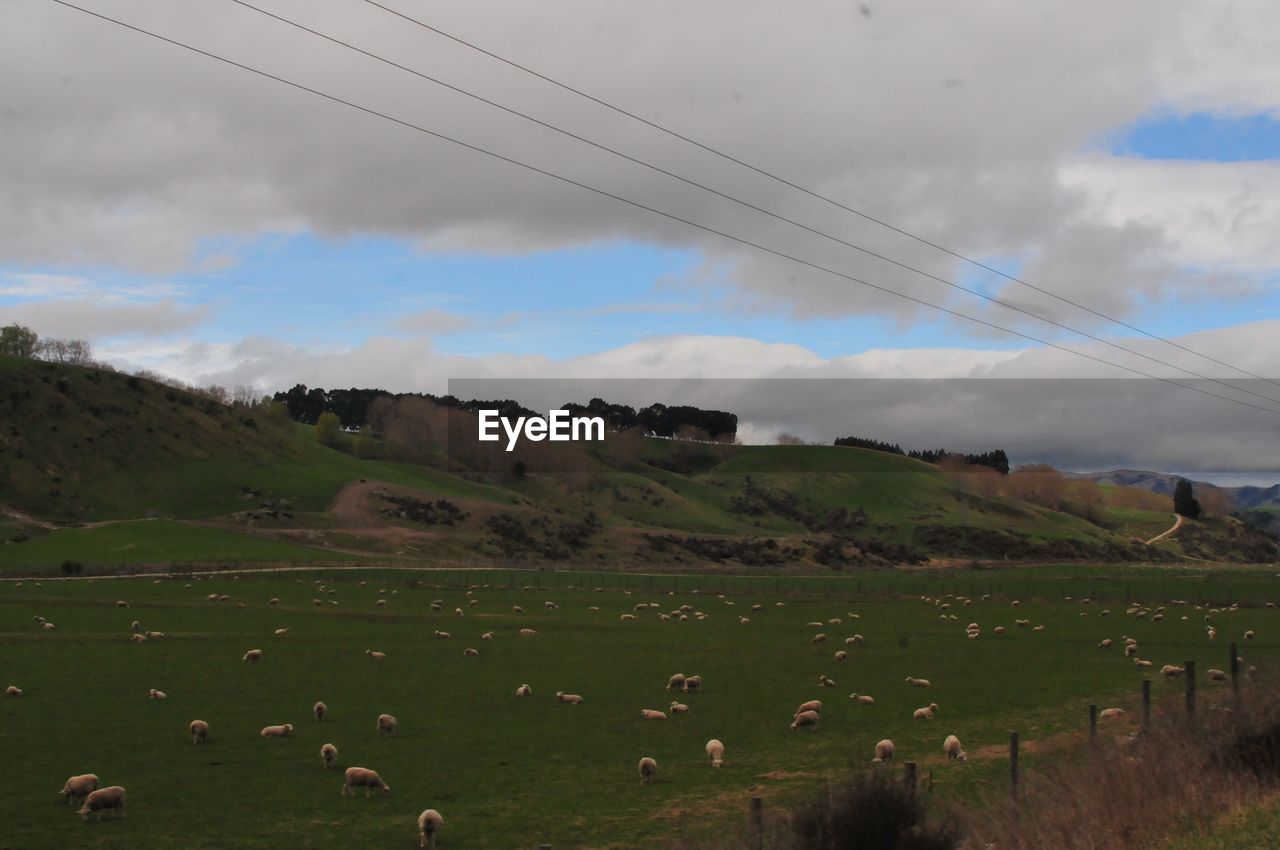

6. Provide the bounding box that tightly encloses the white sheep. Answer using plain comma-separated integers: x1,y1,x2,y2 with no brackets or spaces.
77,785,126,820
1098,639,1113,649
464,647,479,657
5,685,22,697
260,723,294,737
434,630,452,639
682,675,702,693
641,709,668,720
790,710,820,730
190,719,209,743
1207,668,1228,682
519,628,537,637
242,649,263,663
811,633,828,645
795,699,823,716
556,691,584,704
59,773,99,805
482,631,494,640
905,677,931,688
274,628,289,636
321,743,337,769
943,734,967,760
872,739,894,763
366,650,387,661
516,684,532,697
818,675,837,688
1160,664,1185,679
314,701,327,722
377,713,398,735
850,693,875,705
669,701,689,714
639,756,658,784
418,808,445,848
1098,708,1125,719
913,703,939,720
149,688,166,700
834,650,848,662
666,673,686,692
705,738,725,768
342,766,390,796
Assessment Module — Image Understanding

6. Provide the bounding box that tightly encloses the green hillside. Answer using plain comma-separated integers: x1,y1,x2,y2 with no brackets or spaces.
1,357,1272,574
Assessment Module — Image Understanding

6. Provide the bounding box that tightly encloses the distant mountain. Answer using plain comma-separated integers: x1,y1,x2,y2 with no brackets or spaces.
1068,469,1280,509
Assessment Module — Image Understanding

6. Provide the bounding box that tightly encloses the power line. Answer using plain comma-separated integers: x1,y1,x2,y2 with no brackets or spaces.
45,0,1280,420
222,0,1280,410
361,0,1280,391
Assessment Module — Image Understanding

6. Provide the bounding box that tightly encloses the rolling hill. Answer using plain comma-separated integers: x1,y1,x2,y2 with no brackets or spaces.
1,356,1274,573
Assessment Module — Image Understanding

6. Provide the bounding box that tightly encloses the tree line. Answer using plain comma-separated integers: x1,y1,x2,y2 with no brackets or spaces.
834,434,1010,475
274,385,738,440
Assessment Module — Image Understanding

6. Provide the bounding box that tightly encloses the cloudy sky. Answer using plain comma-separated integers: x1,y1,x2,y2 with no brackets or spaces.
3,1,1279,473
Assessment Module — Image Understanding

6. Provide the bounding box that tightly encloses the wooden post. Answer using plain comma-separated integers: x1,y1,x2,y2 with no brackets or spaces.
904,762,917,793
1088,704,1097,745
1009,731,1019,800
1230,642,1240,697
1142,679,1151,732
750,796,764,850
1185,660,1196,723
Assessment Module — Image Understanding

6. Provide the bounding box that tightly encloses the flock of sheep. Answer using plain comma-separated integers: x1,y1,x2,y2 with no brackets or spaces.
4,575,1271,847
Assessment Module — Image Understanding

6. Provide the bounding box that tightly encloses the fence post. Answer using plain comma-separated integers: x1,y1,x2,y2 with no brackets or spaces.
1088,704,1097,745
1230,642,1240,697
750,796,764,850
1009,731,1019,800
904,762,917,793
1185,660,1196,723
1142,679,1151,732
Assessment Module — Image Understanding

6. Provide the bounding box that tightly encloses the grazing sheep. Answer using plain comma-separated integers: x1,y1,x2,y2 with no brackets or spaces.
516,684,532,697
905,677,931,688
1161,665,1185,679
1125,644,1138,657
512,605,524,614
321,743,338,769
342,766,390,797
129,633,148,643
260,724,294,737
116,600,129,608
274,628,289,636
42,622,55,630
666,673,686,692
669,701,689,714
1134,658,1154,668
77,786,126,820
59,774,100,805
850,693,875,705
544,600,559,610
1208,668,1228,682
190,719,209,743
639,756,658,784
5,685,22,697
993,625,1006,635
314,701,327,722
682,675,702,693
790,710,820,730
913,703,939,720
796,700,824,716
149,688,166,700
817,675,837,688
943,734,967,760
130,620,141,632
268,597,279,606
1033,625,1045,632
242,649,263,663
377,713,398,735
1245,630,1257,640
705,738,725,768
556,691,584,704
418,808,445,848
641,709,668,720
464,647,479,657
834,651,848,662
433,631,451,639
366,650,387,661
519,628,537,637
481,631,494,640
811,633,828,645
1098,639,1113,649
1099,708,1125,719
872,739,894,763
619,613,637,622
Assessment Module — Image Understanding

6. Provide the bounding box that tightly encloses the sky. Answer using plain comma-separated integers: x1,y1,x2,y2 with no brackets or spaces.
2,1,1280,475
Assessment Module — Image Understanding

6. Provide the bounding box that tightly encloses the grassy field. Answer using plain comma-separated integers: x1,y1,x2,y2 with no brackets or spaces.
1,565,1275,849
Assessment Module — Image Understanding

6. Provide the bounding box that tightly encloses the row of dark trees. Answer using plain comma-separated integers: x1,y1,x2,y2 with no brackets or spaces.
274,385,738,440
834,434,1011,475
0,323,94,366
